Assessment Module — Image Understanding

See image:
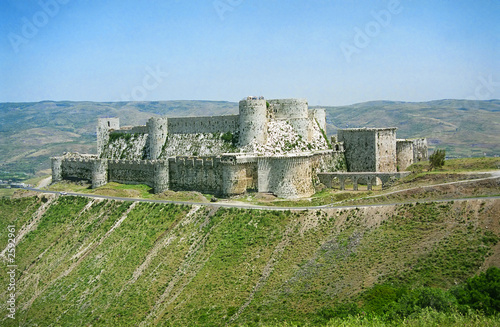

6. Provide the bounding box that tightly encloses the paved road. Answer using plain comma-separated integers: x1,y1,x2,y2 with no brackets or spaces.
344,173,500,202
24,187,500,211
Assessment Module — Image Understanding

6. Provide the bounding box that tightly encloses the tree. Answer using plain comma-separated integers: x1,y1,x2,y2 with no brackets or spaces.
429,149,445,171
451,267,500,315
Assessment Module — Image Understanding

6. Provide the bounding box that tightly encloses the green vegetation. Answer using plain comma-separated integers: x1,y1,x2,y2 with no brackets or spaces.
429,149,446,171
410,157,500,173
46,181,210,202
1,195,498,326
0,171,31,181
108,132,134,142
310,267,500,325
220,131,239,149
0,188,16,198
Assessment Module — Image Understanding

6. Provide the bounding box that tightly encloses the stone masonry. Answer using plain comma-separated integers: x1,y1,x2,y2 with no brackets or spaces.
51,97,428,198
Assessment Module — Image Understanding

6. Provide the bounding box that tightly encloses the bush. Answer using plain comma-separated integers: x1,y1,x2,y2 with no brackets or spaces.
313,303,359,324
451,267,500,315
361,284,405,315
221,132,233,143
429,149,446,171
413,287,458,313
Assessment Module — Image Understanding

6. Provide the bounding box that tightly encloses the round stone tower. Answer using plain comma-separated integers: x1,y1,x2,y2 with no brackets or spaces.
51,157,62,182
268,99,310,139
238,98,268,147
147,117,168,160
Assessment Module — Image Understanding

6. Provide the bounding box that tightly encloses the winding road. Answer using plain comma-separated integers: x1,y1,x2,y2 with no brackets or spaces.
24,183,500,211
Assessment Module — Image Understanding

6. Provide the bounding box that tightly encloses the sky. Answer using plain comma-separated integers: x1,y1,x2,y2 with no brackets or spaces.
0,0,498,106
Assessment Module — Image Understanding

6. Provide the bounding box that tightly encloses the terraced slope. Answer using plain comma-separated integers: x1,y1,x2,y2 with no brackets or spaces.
0,194,498,325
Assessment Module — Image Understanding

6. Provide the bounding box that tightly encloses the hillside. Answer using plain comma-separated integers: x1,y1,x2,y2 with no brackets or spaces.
322,99,500,158
0,194,498,325
0,99,499,179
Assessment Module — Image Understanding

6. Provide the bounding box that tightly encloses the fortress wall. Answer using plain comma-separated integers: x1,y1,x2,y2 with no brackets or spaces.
60,158,95,181
412,138,428,162
245,162,258,190
100,133,149,160
168,157,222,194
266,156,315,198
338,129,377,172
147,117,169,160
167,115,239,134
311,150,346,172
160,133,234,158
268,99,308,119
376,129,397,172
221,162,252,196
305,150,347,188
111,126,148,134
288,118,312,141
309,109,327,132
108,160,157,188
239,99,268,146
97,118,120,157
396,139,414,171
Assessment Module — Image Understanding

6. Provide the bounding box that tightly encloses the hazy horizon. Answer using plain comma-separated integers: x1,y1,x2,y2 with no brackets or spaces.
0,98,499,108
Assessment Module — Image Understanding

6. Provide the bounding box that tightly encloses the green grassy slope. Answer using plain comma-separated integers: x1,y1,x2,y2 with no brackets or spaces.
0,195,498,326
1,99,499,178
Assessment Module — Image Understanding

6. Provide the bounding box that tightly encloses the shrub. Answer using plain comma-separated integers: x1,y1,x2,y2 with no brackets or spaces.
221,132,233,143
451,267,500,315
429,149,446,171
313,303,359,324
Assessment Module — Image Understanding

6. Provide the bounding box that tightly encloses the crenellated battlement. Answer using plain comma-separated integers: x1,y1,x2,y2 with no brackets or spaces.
51,95,428,199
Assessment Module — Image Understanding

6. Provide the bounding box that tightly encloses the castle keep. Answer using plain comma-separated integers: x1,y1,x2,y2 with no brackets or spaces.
51,97,428,198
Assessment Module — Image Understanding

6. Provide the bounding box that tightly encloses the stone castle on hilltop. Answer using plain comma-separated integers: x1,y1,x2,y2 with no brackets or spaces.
51,97,428,198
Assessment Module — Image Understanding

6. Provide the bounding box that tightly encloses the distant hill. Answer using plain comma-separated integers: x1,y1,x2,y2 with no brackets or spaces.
0,99,498,177
321,99,500,158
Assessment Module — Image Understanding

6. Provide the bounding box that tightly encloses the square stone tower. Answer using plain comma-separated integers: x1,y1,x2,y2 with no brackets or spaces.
337,128,397,172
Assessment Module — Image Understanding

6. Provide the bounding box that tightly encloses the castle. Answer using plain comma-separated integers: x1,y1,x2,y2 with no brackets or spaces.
51,97,428,198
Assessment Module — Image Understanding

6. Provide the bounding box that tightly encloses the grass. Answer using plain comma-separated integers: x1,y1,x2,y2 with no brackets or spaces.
24,174,51,187
0,195,499,326
409,157,500,173
257,310,500,326
45,180,210,203
0,188,16,198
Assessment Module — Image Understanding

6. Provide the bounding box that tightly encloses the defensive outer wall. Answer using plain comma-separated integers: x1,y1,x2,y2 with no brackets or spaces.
52,97,428,198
